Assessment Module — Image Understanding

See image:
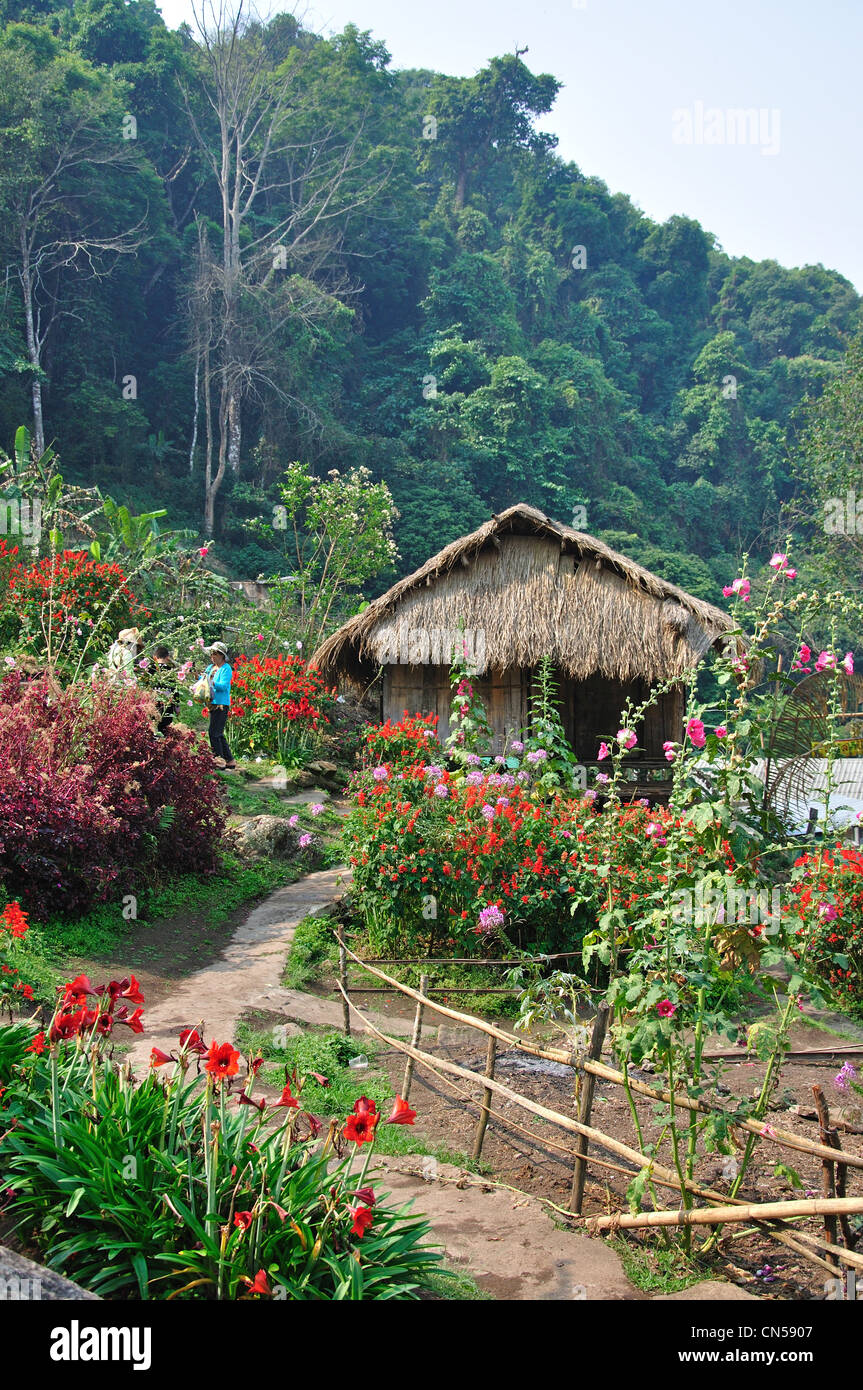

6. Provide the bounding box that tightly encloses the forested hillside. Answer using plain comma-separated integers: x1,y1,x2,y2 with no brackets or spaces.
1,0,859,600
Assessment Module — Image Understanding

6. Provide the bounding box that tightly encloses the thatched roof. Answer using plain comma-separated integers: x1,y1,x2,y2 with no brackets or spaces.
311,505,734,686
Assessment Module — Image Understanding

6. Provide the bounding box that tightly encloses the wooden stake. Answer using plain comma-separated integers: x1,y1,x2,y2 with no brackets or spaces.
813,1084,839,1268
401,973,429,1103
337,922,350,1038
472,1034,497,1162
570,1002,610,1215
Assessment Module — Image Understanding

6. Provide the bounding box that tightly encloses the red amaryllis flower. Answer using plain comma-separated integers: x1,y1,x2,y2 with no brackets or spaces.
61,974,96,1003
238,1092,266,1112
25,1031,46,1055
385,1096,416,1126
247,1269,271,1296
343,1096,379,1145
205,1041,240,1080
303,1113,323,1138
179,1028,207,1055
249,1055,264,1075
121,1008,144,1034
234,1211,254,1231
150,1047,173,1068
273,1084,299,1109
119,974,144,1005
348,1186,376,1208
49,1007,87,1041
310,1072,330,1088
350,1205,374,1239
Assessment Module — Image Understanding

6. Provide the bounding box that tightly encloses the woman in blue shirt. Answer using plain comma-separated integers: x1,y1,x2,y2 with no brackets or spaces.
205,642,236,770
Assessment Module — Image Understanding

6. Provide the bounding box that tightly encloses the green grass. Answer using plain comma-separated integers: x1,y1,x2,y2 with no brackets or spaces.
282,913,340,991
423,1269,494,1301
611,1236,713,1294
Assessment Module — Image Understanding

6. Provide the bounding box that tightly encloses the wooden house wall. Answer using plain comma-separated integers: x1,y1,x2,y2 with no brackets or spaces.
383,664,684,759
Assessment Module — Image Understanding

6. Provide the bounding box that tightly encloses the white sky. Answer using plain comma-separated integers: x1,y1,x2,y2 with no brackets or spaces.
158,0,863,290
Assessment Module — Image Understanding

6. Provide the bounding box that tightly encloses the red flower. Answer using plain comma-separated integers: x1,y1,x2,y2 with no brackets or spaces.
26,1031,46,1055
179,1028,207,1054
343,1096,379,1145
385,1095,416,1126
205,1040,240,1080
246,1269,271,1296
350,1205,374,1239
150,1047,173,1067
348,1186,376,1207
234,1210,254,1231
238,1092,266,1112
1,903,28,939
49,1006,87,1041
61,974,96,1003
273,1084,299,1109
121,1007,144,1034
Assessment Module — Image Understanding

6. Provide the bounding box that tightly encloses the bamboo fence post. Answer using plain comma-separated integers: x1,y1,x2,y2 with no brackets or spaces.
472,1034,497,1162
585,1196,863,1235
337,923,350,1038
401,973,429,1103
570,1001,610,1216
813,1084,840,1267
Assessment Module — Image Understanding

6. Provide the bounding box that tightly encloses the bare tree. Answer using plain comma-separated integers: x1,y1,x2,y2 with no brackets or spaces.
0,51,146,455
183,0,385,533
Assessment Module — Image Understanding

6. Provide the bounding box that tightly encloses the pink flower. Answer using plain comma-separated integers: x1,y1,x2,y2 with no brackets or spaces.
617,729,637,749
769,552,787,569
815,651,836,673
298,833,313,849
792,643,811,672
657,1000,676,1018
843,652,854,675
722,577,750,602
761,1124,777,1139
685,718,706,749
199,546,209,557
714,726,727,739
818,902,838,922
662,740,677,763
597,742,610,761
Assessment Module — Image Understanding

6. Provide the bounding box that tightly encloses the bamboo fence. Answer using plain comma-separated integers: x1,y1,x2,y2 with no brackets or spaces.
335,936,863,1280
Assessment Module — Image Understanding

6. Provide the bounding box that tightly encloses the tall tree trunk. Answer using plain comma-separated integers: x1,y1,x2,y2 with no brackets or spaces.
189,353,200,474
19,231,45,457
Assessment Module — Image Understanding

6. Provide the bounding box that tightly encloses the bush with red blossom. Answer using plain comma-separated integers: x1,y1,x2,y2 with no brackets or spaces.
0,671,225,917
227,652,332,758
786,844,863,1013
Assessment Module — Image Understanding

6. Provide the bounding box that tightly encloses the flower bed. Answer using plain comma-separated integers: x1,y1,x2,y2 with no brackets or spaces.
0,976,440,1301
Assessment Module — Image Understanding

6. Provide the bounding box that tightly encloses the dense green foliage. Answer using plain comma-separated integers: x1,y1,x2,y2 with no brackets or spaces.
0,2,859,597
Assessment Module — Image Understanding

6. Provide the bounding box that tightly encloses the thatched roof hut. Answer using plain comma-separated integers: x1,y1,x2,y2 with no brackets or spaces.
311,505,733,771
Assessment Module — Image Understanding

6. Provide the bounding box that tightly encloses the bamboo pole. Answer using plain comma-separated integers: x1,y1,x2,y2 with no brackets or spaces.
812,1084,839,1268
570,1002,610,1216
472,1034,497,1163
583,1058,863,1172
337,922,350,1038
586,1196,863,1235
401,973,429,1104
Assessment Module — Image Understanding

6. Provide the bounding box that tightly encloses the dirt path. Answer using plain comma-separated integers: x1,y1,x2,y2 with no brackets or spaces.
124,865,764,1302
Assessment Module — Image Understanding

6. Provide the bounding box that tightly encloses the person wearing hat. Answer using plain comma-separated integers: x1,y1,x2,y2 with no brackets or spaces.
102,627,142,685
204,642,236,770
